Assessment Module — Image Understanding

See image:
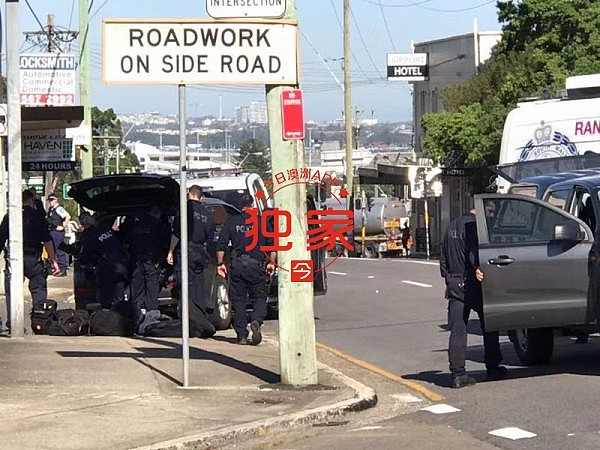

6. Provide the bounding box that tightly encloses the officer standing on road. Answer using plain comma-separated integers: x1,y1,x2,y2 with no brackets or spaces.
46,193,71,276
167,185,215,311
75,212,129,309
126,205,171,313
0,190,60,323
216,194,276,345
440,203,507,388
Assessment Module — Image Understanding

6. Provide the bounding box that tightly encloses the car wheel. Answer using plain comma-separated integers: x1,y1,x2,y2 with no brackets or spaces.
209,277,232,330
508,328,554,365
363,243,379,259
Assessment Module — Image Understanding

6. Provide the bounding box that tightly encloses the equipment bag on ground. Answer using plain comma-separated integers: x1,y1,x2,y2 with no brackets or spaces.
48,309,90,336
89,301,139,336
31,300,58,335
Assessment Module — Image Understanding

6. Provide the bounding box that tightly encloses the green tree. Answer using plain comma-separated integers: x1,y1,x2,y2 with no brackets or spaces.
91,106,139,175
234,139,271,178
422,0,600,169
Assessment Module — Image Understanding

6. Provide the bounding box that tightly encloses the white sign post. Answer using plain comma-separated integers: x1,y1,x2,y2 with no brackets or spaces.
102,19,298,85
19,53,77,106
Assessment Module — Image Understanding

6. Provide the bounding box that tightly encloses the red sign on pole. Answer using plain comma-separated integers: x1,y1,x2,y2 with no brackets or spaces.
281,89,305,140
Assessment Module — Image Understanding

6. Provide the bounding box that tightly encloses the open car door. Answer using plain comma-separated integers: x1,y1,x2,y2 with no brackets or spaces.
474,194,593,331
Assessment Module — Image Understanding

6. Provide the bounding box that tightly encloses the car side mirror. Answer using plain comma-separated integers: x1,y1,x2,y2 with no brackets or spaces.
554,222,583,241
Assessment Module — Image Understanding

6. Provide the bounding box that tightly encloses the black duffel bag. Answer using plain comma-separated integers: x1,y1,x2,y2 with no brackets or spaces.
48,309,90,336
89,301,139,336
31,300,58,335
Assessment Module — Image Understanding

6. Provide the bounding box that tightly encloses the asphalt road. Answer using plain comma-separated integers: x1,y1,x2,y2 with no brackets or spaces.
264,257,600,449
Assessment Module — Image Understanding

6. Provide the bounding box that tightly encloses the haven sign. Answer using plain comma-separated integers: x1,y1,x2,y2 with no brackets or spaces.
102,19,298,85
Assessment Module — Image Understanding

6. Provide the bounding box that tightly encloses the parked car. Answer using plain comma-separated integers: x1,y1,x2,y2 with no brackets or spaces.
474,192,599,365
68,173,240,330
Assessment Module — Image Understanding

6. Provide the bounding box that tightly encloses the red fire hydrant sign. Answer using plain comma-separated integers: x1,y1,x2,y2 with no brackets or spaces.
281,89,305,140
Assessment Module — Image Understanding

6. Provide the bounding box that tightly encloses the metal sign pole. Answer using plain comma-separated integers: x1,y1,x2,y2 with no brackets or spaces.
178,84,190,387
424,197,430,260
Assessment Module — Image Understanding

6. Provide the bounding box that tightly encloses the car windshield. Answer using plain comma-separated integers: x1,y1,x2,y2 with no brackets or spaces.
207,189,247,208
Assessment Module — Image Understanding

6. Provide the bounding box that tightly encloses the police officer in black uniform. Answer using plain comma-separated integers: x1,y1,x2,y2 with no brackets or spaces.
167,185,215,310
75,212,128,309
125,205,171,312
216,194,276,345
0,190,60,323
440,205,506,388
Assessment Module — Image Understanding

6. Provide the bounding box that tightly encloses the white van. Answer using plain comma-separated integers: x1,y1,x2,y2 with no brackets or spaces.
187,171,273,211
497,74,600,193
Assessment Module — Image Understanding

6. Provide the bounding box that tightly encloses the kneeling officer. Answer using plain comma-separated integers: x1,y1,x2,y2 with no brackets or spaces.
217,194,276,345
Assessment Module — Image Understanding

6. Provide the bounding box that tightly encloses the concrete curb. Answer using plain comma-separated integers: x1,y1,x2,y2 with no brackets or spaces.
132,357,377,450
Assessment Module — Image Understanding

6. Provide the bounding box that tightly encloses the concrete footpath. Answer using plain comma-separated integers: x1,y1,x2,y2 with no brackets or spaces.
0,274,377,450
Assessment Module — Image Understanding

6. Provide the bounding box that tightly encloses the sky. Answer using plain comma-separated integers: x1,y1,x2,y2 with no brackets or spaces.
11,0,501,122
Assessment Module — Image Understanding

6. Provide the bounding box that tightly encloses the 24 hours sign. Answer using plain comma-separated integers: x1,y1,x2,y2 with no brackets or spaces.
102,19,298,85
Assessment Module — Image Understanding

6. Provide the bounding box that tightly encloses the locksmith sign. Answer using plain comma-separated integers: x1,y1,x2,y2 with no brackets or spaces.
20,53,77,106
386,53,429,82
102,19,298,85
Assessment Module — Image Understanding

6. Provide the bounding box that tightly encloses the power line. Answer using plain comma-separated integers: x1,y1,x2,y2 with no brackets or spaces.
24,0,46,33
377,0,397,52
361,0,432,7
364,0,495,11
350,4,384,78
68,0,77,30
329,0,377,86
299,27,344,91
90,0,110,21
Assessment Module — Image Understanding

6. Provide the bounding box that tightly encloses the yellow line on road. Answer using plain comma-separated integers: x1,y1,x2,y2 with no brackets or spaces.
316,342,444,402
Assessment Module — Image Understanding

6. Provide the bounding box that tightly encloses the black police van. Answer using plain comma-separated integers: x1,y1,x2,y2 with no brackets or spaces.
68,174,240,330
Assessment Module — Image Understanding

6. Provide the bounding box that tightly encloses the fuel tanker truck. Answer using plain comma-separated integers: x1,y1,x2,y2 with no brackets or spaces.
325,194,410,258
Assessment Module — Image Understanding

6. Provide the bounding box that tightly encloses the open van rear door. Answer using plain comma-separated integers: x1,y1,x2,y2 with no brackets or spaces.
474,194,593,331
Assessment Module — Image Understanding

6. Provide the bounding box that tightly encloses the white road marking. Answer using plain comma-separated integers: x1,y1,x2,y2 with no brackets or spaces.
422,404,460,414
489,427,537,440
391,393,423,403
333,257,438,266
402,280,433,288
399,259,439,266
329,271,347,276
567,433,575,437
350,426,391,432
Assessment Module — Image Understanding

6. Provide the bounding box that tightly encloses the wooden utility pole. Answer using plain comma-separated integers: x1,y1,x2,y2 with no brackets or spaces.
44,15,55,198
344,0,353,209
266,0,318,386
6,0,25,337
79,0,93,179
